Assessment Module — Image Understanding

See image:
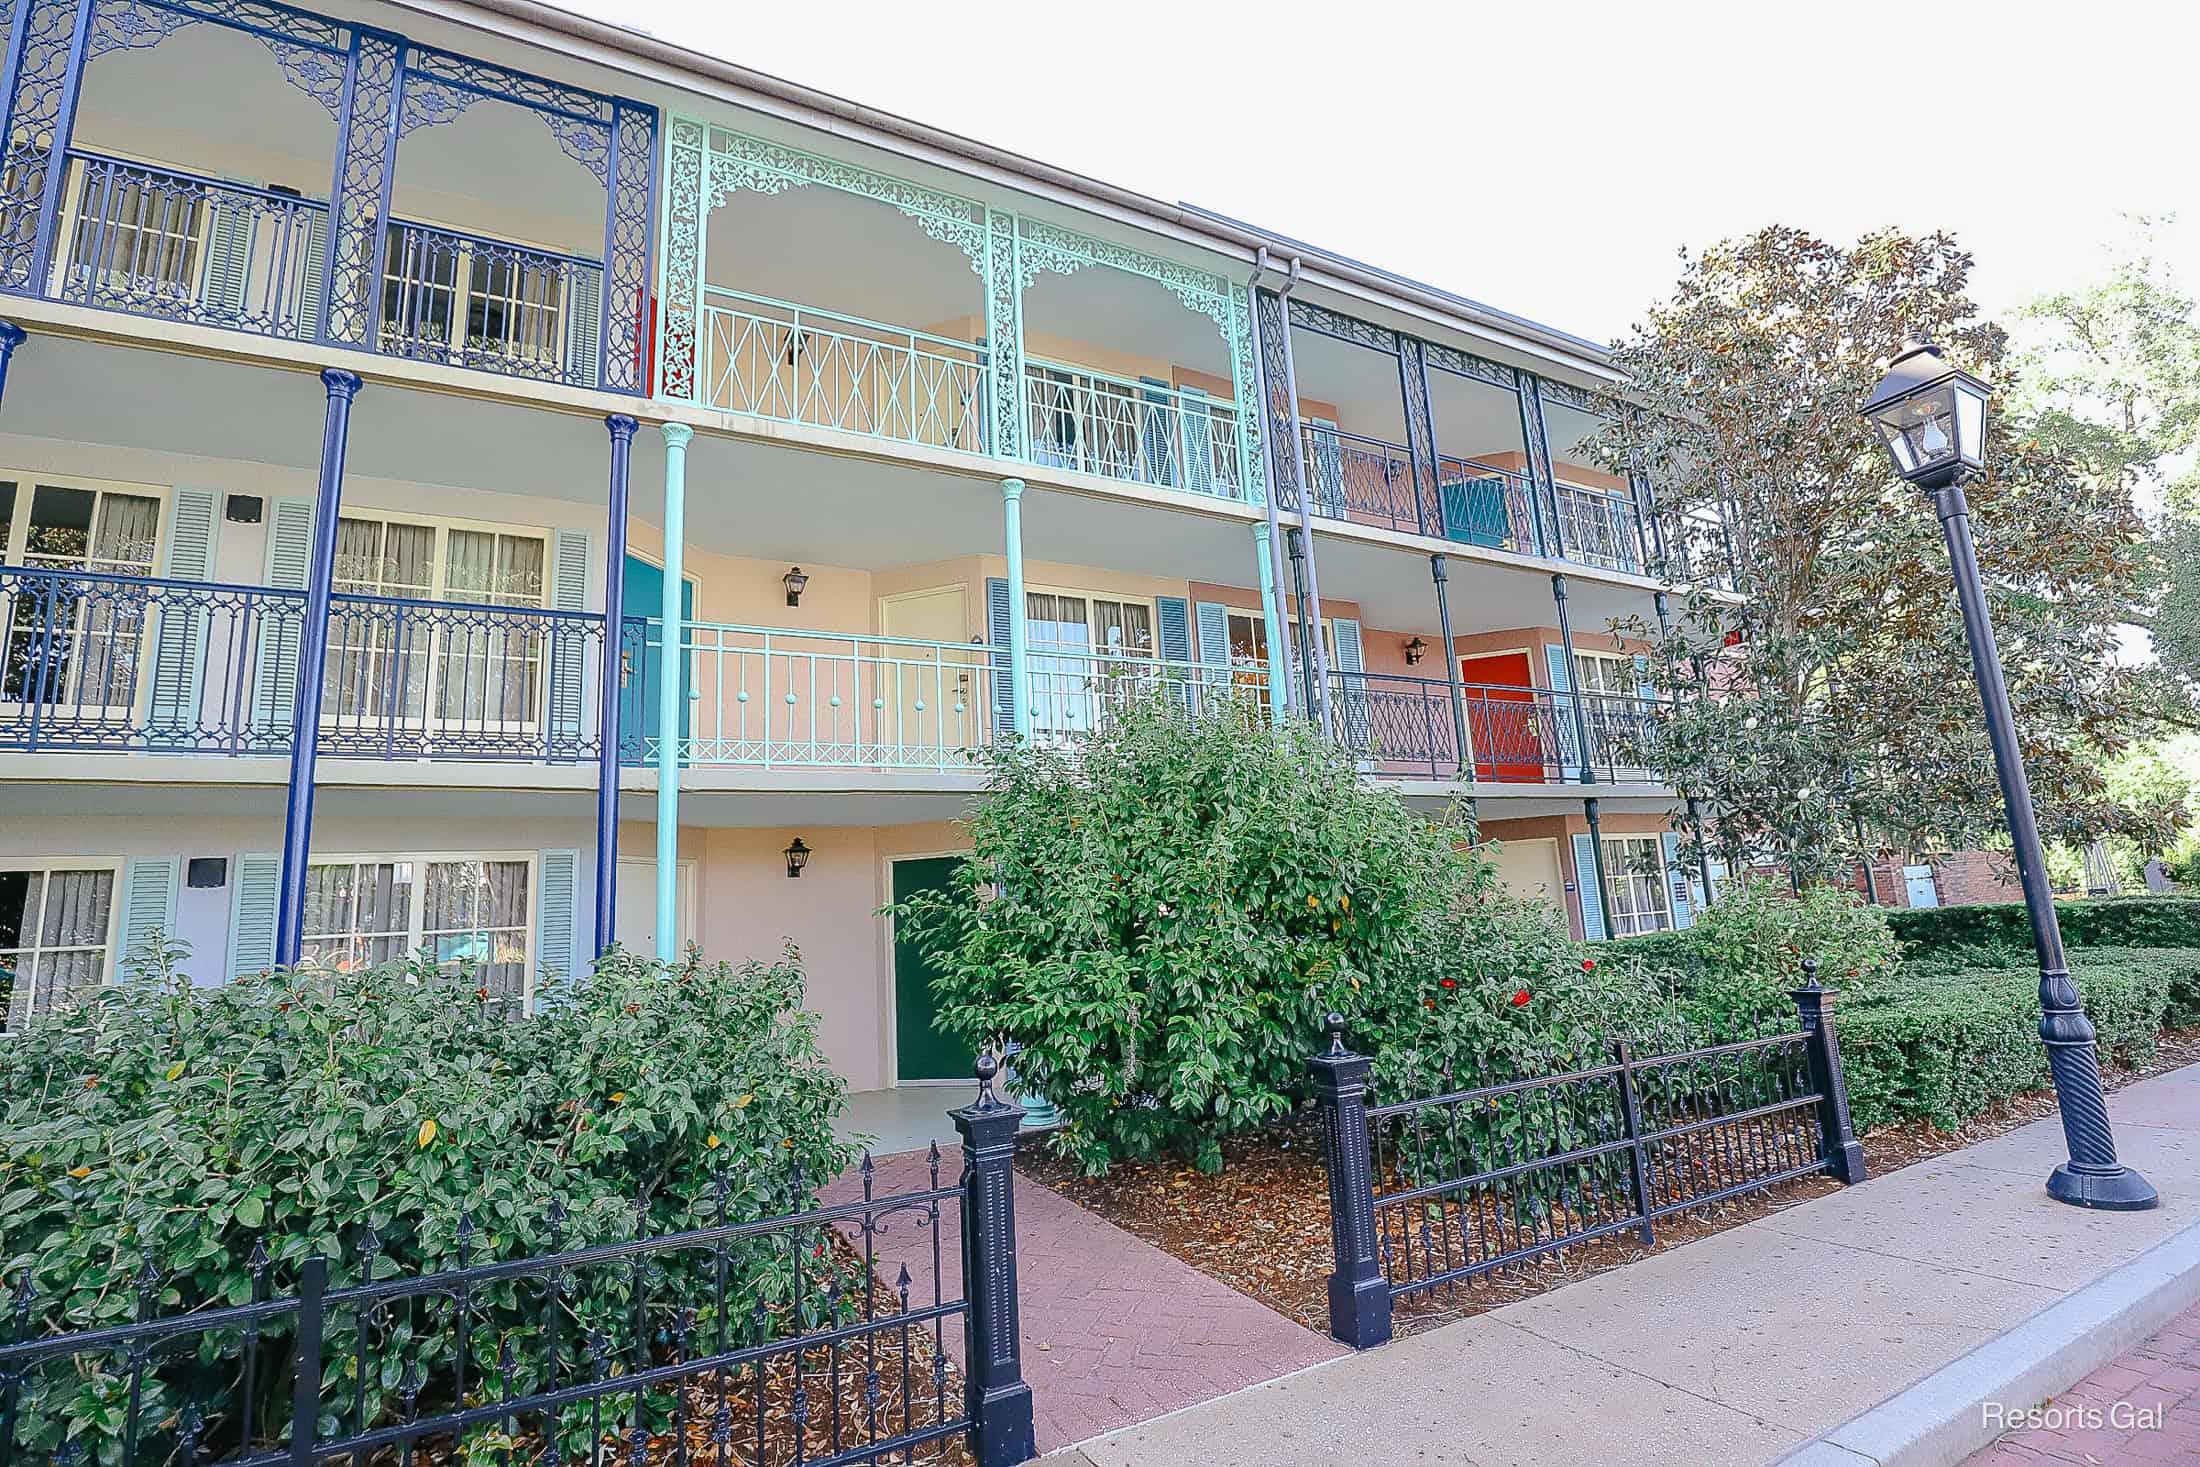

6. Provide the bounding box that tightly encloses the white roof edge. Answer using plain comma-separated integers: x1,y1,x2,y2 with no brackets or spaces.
386,0,1625,386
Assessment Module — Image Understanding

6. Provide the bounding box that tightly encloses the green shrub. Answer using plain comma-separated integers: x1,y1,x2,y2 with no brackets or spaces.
1836,946,2182,1132
0,943,852,1459
1886,895,2200,957
891,695,1582,1174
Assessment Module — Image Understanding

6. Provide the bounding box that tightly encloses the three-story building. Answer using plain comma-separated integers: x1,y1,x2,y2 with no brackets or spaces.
0,0,1729,1093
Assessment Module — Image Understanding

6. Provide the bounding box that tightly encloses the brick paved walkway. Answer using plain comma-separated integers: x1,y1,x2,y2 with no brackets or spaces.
820,1148,1344,1453
1963,1298,2200,1466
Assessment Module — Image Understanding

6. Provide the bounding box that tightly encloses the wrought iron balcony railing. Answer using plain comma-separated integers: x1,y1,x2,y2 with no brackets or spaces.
1553,480,1649,575
696,289,990,453
1328,670,1665,785
1298,425,1421,533
0,567,602,761
1024,360,1245,500
1436,454,1543,554
35,154,610,390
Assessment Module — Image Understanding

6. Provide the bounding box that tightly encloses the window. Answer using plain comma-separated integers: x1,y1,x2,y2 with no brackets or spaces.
63,164,205,311
1025,590,1156,739
321,512,550,736
380,225,568,375
1,478,164,714
1,864,118,1030
1601,836,1673,937
1571,650,1641,697
300,854,533,997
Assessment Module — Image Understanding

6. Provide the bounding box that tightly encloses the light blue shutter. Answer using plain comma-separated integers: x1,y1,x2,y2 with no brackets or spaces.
227,852,281,975
1179,386,1216,498
1663,831,1693,930
250,498,314,739
1138,378,1178,487
1188,599,1227,706
1545,644,1582,777
563,266,603,389
548,529,592,748
1332,617,1368,758
1571,833,1607,941
536,848,580,995
1310,418,1345,517
200,190,257,322
117,856,180,971
295,207,329,341
986,577,1014,736
149,488,218,740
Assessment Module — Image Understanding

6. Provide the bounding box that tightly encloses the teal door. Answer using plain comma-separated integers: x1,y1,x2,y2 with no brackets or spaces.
620,555,694,763
892,857,967,1081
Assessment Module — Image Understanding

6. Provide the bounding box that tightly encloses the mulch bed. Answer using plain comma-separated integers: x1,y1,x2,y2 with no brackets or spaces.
1019,1030,2200,1338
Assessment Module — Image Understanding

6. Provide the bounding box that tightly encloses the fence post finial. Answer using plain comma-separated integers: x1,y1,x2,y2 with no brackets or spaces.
953,1061,1035,1466
1793,965,1867,1184
1308,1024,1392,1349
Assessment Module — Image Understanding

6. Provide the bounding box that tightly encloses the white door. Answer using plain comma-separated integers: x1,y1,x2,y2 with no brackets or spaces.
1488,837,1564,905
1902,864,1939,909
880,587,982,762
616,857,696,957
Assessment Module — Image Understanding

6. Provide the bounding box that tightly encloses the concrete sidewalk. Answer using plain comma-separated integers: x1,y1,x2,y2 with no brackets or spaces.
1043,1063,2200,1467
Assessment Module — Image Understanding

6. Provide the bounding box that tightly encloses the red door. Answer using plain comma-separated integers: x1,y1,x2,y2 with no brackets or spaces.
1458,651,1544,783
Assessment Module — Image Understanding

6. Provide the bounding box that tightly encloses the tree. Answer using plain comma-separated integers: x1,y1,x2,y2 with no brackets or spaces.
1603,227,2160,882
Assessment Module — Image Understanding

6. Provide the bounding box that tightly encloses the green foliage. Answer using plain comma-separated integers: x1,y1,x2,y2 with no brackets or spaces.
0,942,852,1460
1885,894,2200,957
1837,947,2184,1132
888,696,1586,1175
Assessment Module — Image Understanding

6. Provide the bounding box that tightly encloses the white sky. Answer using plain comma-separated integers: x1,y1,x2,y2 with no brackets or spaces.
578,0,2199,346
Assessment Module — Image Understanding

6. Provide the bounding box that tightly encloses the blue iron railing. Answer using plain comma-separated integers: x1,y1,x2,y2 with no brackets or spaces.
378,220,607,389
0,567,601,761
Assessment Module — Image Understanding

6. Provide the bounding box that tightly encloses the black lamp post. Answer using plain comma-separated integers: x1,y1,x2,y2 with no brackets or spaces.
1861,342,2155,1211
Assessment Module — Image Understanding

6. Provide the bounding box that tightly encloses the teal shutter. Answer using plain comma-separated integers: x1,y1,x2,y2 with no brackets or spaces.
250,498,314,740
564,266,603,389
1545,644,1582,777
1663,831,1693,930
1179,386,1216,498
117,856,180,971
1441,473,1510,547
1157,596,1192,664
986,577,1014,735
149,488,218,740
549,529,592,747
1571,833,1607,941
536,848,581,997
200,189,257,322
227,852,281,975
1193,601,1229,694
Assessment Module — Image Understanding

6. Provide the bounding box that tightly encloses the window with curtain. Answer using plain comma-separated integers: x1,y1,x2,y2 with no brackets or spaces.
300,855,533,997
1601,835,1673,937
1025,592,1154,740
1,480,162,713
0,865,117,1030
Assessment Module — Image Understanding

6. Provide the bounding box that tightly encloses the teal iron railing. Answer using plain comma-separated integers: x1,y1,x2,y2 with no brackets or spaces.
1023,359,1245,500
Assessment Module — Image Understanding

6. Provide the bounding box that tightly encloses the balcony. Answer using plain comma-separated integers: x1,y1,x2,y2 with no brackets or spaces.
1027,362,1243,497
0,3,654,392
0,566,603,761
1330,670,1664,786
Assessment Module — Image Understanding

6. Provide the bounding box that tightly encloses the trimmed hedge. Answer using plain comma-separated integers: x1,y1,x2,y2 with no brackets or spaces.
1886,896,2200,958
1837,946,2195,1133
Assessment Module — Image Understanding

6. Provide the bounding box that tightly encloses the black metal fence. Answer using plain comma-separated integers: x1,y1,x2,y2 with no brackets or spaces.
0,1069,1035,1467
1312,967,1866,1348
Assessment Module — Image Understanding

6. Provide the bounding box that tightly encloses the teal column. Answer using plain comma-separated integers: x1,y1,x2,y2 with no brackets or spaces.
655,422,692,962
1002,477,1031,741
1252,521,1289,713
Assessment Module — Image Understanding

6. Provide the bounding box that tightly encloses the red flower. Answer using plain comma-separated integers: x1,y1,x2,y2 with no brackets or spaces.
474,986,490,1002
1581,958,1596,972
1511,989,1532,1007
1439,977,1458,989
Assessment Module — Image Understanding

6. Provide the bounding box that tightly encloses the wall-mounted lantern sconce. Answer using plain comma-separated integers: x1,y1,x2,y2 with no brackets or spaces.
1403,636,1429,667
784,836,812,878
783,567,809,607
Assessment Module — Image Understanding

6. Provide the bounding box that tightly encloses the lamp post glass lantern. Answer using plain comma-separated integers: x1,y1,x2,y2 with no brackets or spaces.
1861,342,2156,1211
784,837,812,879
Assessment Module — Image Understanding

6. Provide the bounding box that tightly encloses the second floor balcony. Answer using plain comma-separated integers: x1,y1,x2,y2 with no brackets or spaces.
0,0,655,392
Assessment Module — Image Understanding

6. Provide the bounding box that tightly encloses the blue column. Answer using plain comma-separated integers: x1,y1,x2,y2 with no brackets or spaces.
274,368,362,968
654,422,691,962
1252,521,1288,713
1001,477,1031,741
594,413,638,958
0,322,25,407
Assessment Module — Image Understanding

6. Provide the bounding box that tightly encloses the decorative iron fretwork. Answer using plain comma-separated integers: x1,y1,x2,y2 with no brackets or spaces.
319,27,399,345
0,0,92,290
600,99,654,394
1423,338,1518,390
1536,372,1620,419
396,46,619,189
983,207,1023,458
655,115,706,401
404,43,608,126
1398,335,1440,528
1286,294,1398,354
1254,286,1301,510
1520,374,1559,555
1225,287,1266,505
703,125,990,266
82,0,348,118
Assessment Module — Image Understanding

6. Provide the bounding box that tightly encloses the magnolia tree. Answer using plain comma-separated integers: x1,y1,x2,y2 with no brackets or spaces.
1600,226,2163,881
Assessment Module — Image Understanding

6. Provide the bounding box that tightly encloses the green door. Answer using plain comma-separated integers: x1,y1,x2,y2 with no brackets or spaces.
892,856,967,1081
620,555,695,763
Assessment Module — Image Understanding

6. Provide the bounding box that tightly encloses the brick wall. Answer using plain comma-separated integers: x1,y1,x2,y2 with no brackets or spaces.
1846,851,2023,908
